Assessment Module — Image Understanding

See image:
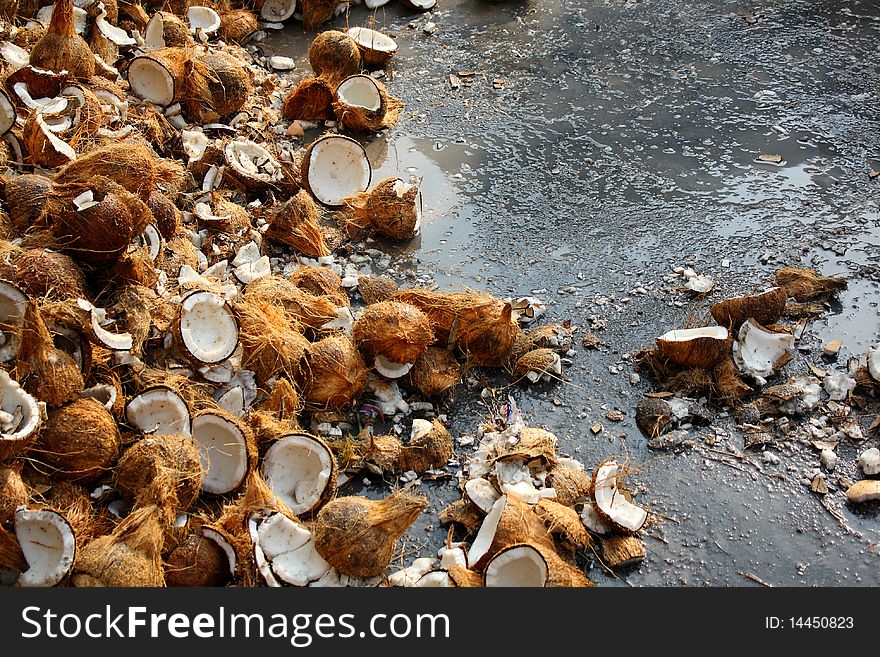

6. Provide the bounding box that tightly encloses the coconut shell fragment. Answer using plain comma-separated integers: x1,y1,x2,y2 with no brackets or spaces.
776,267,847,302
398,418,453,473
281,77,335,121
710,287,787,330
656,326,731,370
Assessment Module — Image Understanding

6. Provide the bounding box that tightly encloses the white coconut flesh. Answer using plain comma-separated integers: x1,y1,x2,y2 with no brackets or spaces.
867,345,880,382
15,508,76,587
234,257,271,284
305,136,371,207
466,495,507,567
336,76,382,112
0,370,40,444
128,57,175,106
37,5,89,33
216,385,245,416
580,504,612,535
140,224,162,261
95,11,136,46
42,114,71,133
484,545,547,588
464,477,500,513
734,319,795,379
374,354,413,379
438,545,467,570
12,83,69,115
593,461,648,532
76,300,133,351
0,42,29,72
187,6,221,34
259,0,298,22
527,352,562,383
82,384,117,412
178,291,239,364
32,113,76,161
126,387,192,436
262,434,334,515
182,130,209,163
0,90,16,136
143,12,167,48
0,281,27,362
201,527,236,578
251,512,332,586
414,570,455,587
393,178,422,234
191,413,249,494
347,27,397,55
658,325,729,343
225,140,281,182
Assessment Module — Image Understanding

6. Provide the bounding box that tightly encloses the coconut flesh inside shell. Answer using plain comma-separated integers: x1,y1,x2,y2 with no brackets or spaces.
127,56,176,106
0,369,41,448
250,511,333,586
733,319,795,380
656,325,730,369
336,75,382,112
187,6,221,34
0,281,28,362
592,461,647,532
262,434,335,515
0,91,18,136
484,544,548,587
126,386,192,436
192,412,250,494
258,0,298,22
304,135,371,207
178,291,239,364
347,27,397,62
15,507,76,587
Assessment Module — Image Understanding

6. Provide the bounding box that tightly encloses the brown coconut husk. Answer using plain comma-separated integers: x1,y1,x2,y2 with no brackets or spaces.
244,275,340,330
264,190,330,257
312,491,427,577
35,398,120,482
333,75,404,134
710,286,787,331
110,283,158,355
473,496,556,571
0,239,19,279
398,419,453,473
783,300,826,319
447,565,484,587
38,480,111,550
281,76,335,121
151,11,192,47
538,546,595,587
509,326,534,365
13,248,86,301
301,334,368,409
165,526,233,586
29,0,96,80
289,266,349,308
308,30,361,86
158,235,201,279
10,20,46,49
22,112,76,168
491,427,557,466
635,396,672,439
190,51,251,119
599,533,646,570
546,462,592,508
655,331,732,370
663,367,713,397
712,357,753,405
0,464,28,525
53,141,158,200
154,156,191,198
438,497,483,530
146,191,183,240
340,176,419,241
776,267,847,302
15,300,84,406
353,300,433,365
119,0,150,28
112,245,159,288
234,298,309,383
219,8,259,43
5,65,67,100
854,366,880,393
261,377,302,423
513,348,560,382
410,346,461,397
356,432,401,474
533,499,591,551
72,504,165,587
0,523,26,572
358,274,397,304
115,434,203,512
248,411,298,446
3,173,52,232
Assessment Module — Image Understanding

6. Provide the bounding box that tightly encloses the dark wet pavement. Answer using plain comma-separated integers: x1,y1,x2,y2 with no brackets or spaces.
266,0,880,585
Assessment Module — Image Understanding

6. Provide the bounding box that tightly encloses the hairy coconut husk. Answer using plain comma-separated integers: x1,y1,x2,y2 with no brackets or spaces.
0,238,19,278
154,155,191,198
3,173,52,232
538,546,595,587
218,8,259,43
546,462,592,508
357,433,400,474
712,357,753,405
115,434,203,512
245,275,340,330
410,346,461,397
474,496,555,571
289,266,348,308
308,30,361,86
111,245,158,288
353,300,433,366
333,75,403,134
72,504,165,587
313,491,426,577
340,176,419,240
158,235,201,279
146,191,182,240
248,411,298,446
0,522,26,571
783,300,826,319
36,398,119,482
513,347,561,382
533,499,591,551
302,334,368,409
358,274,396,304
398,419,453,473
710,286,787,330
281,76,335,121
54,141,158,200
447,565,483,587
191,51,251,119
119,0,150,27
128,47,189,105
38,480,110,550
12,249,85,301
29,0,96,80
261,377,301,422
150,11,192,47
110,283,157,355
776,267,846,302
235,298,309,383
0,464,28,525
22,112,76,168
264,191,330,257
15,300,84,406
438,497,484,530
635,396,672,438
165,526,232,586
599,533,646,570
492,427,557,466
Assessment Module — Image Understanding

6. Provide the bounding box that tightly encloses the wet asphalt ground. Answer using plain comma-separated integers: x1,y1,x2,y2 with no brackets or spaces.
265,0,880,585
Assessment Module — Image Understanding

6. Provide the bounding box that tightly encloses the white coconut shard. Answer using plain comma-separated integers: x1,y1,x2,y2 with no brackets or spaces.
438,545,468,570
414,570,454,587
143,12,167,49
305,136,371,207
82,384,117,413
659,325,729,343
858,448,880,476
178,291,239,364
126,387,192,437
72,190,98,210
374,354,413,379
526,352,562,383
201,527,236,578
37,5,89,34
77,300,133,351
363,0,392,7
182,130,209,163
309,567,342,587
0,42,29,72
268,56,295,71
12,84,68,114
252,511,331,587
32,113,77,162
867,345,880,382
191,412,250,494
232,241,261,267
254,542,281,586
365,378,409,416
258,0,298,22
824,371,856,402
187,6,222,34
0,90,16,136
225,140,283,183
0,281,28,362
128,56,175,106
733,319,794,381
347,26,397,55
234,256,271,284
95,8,136,46
216,385,246,417
508,296,547,325
336,75,382,111
256,512,310,559
15,507,76,587
580,503,612,535
387,557,437,587
484,545,548,588
593,461,648,533
321,306,354,334
467,495,507,567
0,369,40,444
197,344,241,383
141,224,162,261
262,434,334,515
271,539,332,586
464,477,501,514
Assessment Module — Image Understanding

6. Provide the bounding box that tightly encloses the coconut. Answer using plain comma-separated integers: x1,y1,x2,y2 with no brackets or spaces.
262,432,336,516
23,112,77,168
248,509,334,587
332,74,403,134
438,498,483,530
539,547,595,587
357,274,397,305
195,51,251,118
187,5,221,36
354,176,421,241
635,396,672,439
173,290,239,366
410,346,461,397
353,300,433,377
464,478,500,514
347,26,397,68
289,267,348,307
15,300,83,406
0,280,28,363
127,47,190,106
13,249,85,302
281,76,335,121
492,427,557,466
29,0,95,80
146,191,182,240
398,418,453,473
3,174,52,232
413,569,455,587
0,369,42,462
591,461,648,533
449,298,517,366
253,0,297,21
0,89,16,138
710,286,787,331
192,409,256,495
218,8,259,43
776,267,846,302
312,491,426,577
301,133,371,207
712,357,753,404
36,398,119,482
483,543,547,587
302,334,368,409
733,319,794,381
165,527,232,586
400,0,435,10
222,139,286,192
235,298,308,383
143,10,192,48
533,499,592,550
514,347,562,383
54,142,157,200
245,276,340,330
0,465,28,525
655,325,730,370
115,434,203,511
360,433,402,474
466,496,555,571
264,191,330,258
125,386,192,438
546,461,591,507
14,507,76,586
72,505,165,586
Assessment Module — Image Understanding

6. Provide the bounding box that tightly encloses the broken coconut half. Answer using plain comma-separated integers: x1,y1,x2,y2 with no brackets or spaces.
192,410,255,495
262,433,337,516
301,134,371,207
125,386,192,437
174,290,239,365
656,326,730,369
0,369,42,462
591,461,648,533
250,510,333,587
333,74,403,133
347,27,398,68
484,543,548,588
187,6,221,37
733,319,794,381
15,507,76,587
0,281,28,362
